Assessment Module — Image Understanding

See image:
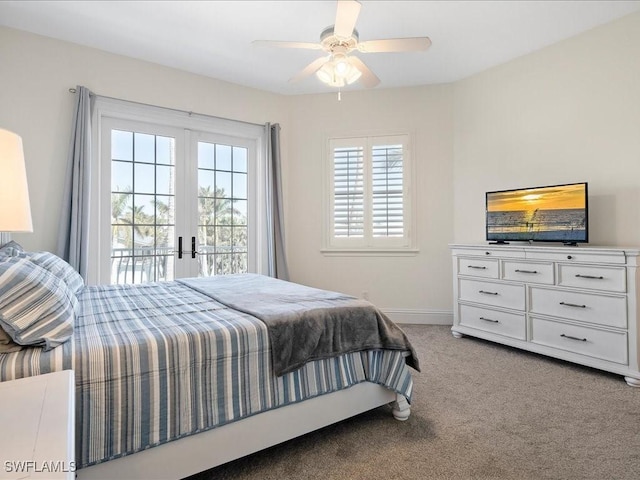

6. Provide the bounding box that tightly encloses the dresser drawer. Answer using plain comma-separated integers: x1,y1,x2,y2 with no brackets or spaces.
531,317,628,364
525,250,626,265
558,264,626,293
503,261,554,284
458,257,499,279
459,279,525,311
529,287,627,328
459,304,526,340
453,248,526,259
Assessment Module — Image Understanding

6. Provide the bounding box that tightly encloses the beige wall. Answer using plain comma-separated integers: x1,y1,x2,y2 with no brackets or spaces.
284,86,454,321
0,26,287,253
453,12,640,246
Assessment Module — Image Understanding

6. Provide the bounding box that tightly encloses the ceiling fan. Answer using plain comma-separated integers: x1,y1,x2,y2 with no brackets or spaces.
253,0,431,89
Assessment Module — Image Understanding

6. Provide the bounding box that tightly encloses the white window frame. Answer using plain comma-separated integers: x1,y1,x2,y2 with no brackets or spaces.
323,132,417,255
88,97,268,284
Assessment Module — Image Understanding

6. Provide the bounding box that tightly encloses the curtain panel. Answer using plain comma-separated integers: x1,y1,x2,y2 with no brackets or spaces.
56,86,93,278
265,123,289,280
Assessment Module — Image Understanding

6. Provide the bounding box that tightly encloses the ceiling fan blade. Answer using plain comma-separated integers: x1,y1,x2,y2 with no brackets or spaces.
357,37,432,53
289,56,331,83
252,40,322,50
334,0,361,38
349,56,380,88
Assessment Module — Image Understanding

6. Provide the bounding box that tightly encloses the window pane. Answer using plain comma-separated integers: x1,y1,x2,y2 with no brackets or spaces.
233,172,247,199
233,200,247,226
134,163,155,194
112,161,132,192
156,136,174,165
215,201,232,225
232,253,247,274
112,225,133,249
216,144,232,171
156,165,174,195
216,226,232,250
134,194,156,220
134,133,155,163
198,197,216,225
111,192,132,225
156,226,174,250
112,130,132,161
198,142,215,169
233,226,247,250
216,254,232,275
155,195,174,225
199,169,215,192
233,147,247,173
199,254,215,277
216,171,232,196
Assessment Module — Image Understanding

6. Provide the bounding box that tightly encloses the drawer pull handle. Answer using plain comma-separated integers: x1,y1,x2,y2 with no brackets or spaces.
515,269,538,274
561,333,587,342
467,265,487,270
478,290,498,296
559,301,586,308
479,316,499,323
575,274,604,280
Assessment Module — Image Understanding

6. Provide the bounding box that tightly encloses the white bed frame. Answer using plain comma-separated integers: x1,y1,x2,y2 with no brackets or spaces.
77,382,410,480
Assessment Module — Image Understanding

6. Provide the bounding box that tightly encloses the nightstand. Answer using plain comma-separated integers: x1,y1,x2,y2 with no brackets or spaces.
0,370,75,479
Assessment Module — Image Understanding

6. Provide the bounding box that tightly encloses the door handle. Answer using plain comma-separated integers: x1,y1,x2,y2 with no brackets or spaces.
178,236,183,259
191,236,198,259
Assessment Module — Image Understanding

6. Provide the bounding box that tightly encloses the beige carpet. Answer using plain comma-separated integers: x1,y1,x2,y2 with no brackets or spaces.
187,325,640,480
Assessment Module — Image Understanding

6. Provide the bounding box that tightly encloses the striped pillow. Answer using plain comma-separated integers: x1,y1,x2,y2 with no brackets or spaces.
20,251,84,295
0,240,24,259
0,256,76,350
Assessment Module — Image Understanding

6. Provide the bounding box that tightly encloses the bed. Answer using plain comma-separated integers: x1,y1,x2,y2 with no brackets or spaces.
0,244,419,479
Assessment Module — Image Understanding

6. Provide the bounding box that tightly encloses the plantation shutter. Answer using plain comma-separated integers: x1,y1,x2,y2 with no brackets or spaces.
333,144,364,238
372,143,404,237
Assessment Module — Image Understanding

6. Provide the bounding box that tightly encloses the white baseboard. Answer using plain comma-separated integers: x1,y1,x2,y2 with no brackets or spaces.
381,308,453,325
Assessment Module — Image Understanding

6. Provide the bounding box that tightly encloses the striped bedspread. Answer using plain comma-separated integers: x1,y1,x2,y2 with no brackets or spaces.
0,279,414,469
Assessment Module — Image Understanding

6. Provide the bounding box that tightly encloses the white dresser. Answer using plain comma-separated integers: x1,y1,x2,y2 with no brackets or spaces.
450,244,640,386
0,371,75,479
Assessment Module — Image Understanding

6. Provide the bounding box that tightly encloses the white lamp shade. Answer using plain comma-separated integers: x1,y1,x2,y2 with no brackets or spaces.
0,129,33,232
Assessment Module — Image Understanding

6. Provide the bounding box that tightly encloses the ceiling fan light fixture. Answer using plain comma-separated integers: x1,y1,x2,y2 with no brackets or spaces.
316,55,362,87
316,62,342,86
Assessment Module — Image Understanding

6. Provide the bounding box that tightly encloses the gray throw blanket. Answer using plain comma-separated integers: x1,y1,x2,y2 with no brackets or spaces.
179,274,420,376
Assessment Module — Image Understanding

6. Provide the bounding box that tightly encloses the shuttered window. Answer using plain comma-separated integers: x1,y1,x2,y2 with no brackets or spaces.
328,135,412,251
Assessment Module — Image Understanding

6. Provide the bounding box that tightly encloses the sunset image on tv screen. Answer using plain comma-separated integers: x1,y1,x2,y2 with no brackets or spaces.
486,183,587,242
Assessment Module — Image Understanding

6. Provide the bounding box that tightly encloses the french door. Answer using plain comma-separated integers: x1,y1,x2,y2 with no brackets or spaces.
95,113,262,285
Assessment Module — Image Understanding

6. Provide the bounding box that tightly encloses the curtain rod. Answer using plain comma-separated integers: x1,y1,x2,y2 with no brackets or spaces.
68,87,265,128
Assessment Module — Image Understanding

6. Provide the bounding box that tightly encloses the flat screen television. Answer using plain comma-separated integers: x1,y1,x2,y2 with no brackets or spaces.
486,182,588,245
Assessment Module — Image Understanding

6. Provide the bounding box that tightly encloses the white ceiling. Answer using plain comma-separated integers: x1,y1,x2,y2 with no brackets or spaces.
1,0,639,95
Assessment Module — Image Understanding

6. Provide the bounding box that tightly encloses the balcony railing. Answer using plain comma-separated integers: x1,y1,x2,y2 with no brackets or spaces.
110,246,247,284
